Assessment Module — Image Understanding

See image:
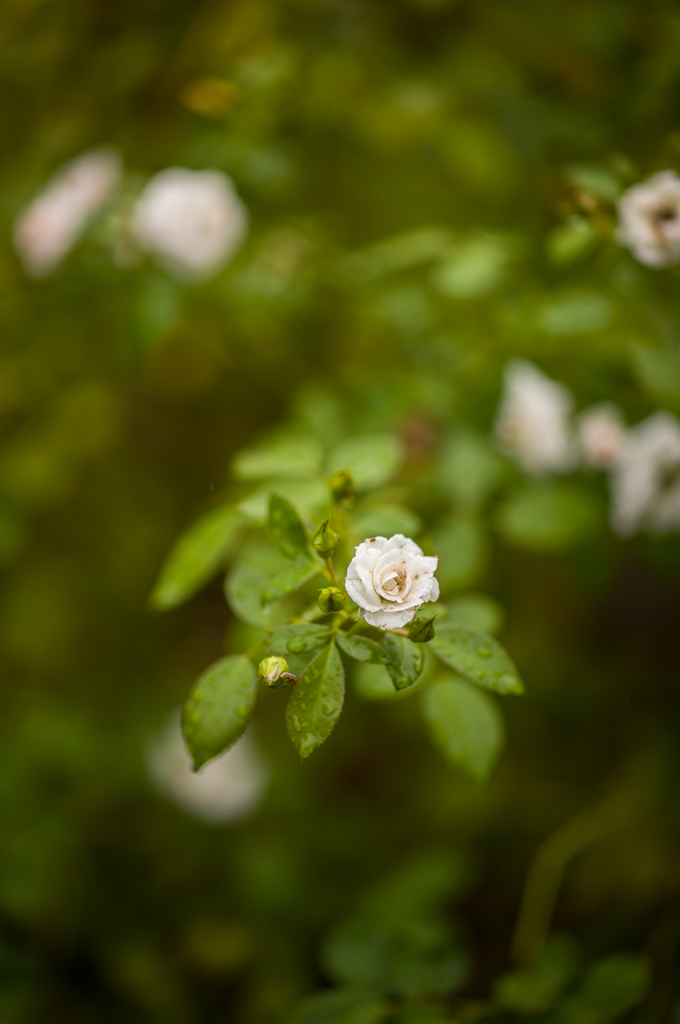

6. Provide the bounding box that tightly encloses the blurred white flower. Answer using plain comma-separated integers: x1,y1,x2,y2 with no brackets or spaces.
345,534,439,630
616,171,680,268
578,404,627,469
147,713,268,824
13,147,122,278
649,478,680,532
495,360,575,475
610,411,680,536
131,168,247,281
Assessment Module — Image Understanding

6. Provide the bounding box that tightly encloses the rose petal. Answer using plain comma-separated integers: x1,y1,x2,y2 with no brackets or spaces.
363,606,418,629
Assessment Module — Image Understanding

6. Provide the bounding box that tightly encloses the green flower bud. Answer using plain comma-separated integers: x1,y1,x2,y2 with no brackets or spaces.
258,656,297,689
407,615,436,643
312,517,339,558
328,468,355,508
318,587,346,613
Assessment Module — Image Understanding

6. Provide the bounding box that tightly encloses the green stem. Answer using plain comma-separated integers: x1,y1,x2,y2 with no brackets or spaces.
244,641,267,662
511,796,634,967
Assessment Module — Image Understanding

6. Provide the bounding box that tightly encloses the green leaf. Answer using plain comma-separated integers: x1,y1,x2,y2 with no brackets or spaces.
286,642,345,758
547,219,598,265
439,432,507,507
564,162,621,200
224,561,271,628
321,917,468,998
238,479,330,527
181,656,257,770
429,625,523,695
629,341,680,413
431,234,511,299
431,519,488,589
365,850,473,923
287,989,387,1024
150,505,239,610
378,632,425,691
566,954,649,1024
261,564,322,605
353,663,410,702
327,435,402,491
423,676,504,782
232,435,323,480
268,494,312,563
496,482,603,552
537,289,611,335
493,935,579,1015
264,623,334,655
448,595,504,635
342,226,453,280
336,632,384,663
351,504,422,542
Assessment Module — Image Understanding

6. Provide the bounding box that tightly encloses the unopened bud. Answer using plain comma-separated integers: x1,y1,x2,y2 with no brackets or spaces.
258,656,297,689
312,518,339,558
328,468,355,508
407,615,436,643
318,587,346,613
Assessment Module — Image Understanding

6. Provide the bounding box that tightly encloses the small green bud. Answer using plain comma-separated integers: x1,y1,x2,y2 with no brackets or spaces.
328,468,355,508
407,615,436,643
312,517,340,558
258,656,297,689
318,587,346,613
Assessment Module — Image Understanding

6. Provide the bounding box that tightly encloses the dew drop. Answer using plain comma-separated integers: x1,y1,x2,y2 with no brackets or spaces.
287,638,307,653
477,648,492,659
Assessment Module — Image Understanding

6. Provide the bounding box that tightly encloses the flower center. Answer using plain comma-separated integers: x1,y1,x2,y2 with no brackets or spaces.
654,204,678,224
379,565,410,601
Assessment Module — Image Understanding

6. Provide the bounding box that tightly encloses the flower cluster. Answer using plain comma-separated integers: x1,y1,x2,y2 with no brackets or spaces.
131,168,248,282
147,712,267,823
13,148,122,277
495,360,575,475
13,152,248,282
617,170,680,268
345,534,439,629
495,359,680,536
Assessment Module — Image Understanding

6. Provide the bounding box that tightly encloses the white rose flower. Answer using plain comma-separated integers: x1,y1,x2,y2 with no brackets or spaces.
616,170,680,268
648,477,680,532
610,411,680,536
577,404,627,469
146,713,268,824
495,360,575,475
345,534,439,630
131,167,247,282
13,147,122,278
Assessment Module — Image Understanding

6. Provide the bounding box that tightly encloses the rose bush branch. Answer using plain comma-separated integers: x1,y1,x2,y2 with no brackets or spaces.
151,438,525,779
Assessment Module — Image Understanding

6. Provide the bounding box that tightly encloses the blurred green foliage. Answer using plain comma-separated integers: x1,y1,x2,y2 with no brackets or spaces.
1,0,680,1021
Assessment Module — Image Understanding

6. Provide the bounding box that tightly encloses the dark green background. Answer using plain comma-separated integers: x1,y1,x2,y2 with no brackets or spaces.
1,1,679,1020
